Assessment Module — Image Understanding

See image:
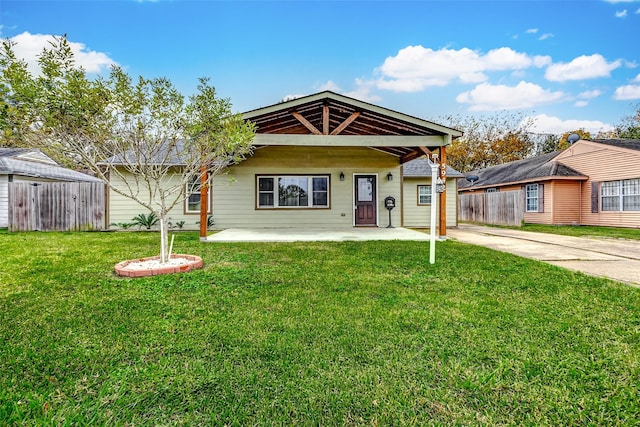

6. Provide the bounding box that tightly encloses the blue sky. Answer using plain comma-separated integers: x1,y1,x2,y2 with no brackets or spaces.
1,0,639,135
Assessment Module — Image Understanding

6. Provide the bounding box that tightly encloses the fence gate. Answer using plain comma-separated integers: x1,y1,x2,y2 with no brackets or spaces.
458,190,524,226
8,182,105,232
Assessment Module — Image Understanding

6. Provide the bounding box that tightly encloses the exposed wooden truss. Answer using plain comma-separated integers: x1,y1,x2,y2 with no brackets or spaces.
246,94,457,163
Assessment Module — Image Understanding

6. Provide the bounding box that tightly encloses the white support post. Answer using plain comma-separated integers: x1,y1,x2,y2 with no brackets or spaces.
429,157,438,264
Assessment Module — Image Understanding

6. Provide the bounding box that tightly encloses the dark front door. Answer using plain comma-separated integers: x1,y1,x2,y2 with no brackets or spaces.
355,175,377,226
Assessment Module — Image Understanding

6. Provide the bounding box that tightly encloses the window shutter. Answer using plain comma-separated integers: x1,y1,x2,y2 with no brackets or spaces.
538,184,544,212
591,181,599,213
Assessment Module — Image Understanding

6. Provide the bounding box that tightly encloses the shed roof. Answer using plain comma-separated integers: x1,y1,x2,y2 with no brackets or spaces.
458,151,586,190
0,148,101,182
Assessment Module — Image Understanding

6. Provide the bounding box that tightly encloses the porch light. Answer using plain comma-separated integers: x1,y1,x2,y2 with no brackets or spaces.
339,172,345,181
387,172,393,181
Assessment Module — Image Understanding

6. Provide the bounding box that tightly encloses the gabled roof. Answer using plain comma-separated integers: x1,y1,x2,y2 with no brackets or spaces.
243,91,463,164
0,148,101,182
458,151,587,190
244,91,462,137
403,157,464,178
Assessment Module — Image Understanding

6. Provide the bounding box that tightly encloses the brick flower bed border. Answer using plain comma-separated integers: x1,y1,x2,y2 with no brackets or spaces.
115,254,203,277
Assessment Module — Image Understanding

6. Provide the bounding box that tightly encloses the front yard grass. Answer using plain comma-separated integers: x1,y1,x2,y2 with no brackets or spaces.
1,231,639,425
518,223,640,241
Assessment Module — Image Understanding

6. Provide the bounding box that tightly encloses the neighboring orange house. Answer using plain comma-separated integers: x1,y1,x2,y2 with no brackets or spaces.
458,139,640,228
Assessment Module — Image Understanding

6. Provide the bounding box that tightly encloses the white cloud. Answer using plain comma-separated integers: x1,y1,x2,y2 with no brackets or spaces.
614,84,640,99
526,28,538,34
8,31,117,75
527,114,614,134
456,81,565,111
573,90,603,107
539,33,554,41
375,45,550,92
545,54,621,82
615,9,628,17
637,7,640,13
632,73,640,82
342,78,381,103
578,90,603,99
316,80,341,93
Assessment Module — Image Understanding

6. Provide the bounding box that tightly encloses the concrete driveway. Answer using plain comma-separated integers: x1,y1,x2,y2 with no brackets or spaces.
448,224,640,287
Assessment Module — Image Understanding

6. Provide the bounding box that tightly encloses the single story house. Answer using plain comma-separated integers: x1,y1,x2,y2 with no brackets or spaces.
107,91,464,232
0,147,102,228
458,139,640,228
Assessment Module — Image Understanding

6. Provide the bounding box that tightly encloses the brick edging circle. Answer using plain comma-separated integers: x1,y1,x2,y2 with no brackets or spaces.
114,254,204,277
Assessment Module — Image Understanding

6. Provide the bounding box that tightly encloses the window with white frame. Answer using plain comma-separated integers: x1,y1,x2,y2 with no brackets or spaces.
185,174,210,213
601,179,640,211
257,175,330,208
525,184,539,212
417,185,432,205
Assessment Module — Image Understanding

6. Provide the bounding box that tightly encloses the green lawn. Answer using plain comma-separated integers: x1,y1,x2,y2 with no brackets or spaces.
515,224,640,241
1,231,639,426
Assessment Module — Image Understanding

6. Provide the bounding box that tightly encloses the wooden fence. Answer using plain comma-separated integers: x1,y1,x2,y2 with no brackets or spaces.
8,182,105,232
458,190,524,226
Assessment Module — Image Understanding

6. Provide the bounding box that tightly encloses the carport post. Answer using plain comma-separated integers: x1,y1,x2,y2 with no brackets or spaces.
429,155,438,264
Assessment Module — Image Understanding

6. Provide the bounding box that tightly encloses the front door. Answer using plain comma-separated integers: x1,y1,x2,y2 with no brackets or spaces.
355,175,377,226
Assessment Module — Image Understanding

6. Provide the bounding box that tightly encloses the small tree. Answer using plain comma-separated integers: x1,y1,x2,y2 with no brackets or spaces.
1,36,255,263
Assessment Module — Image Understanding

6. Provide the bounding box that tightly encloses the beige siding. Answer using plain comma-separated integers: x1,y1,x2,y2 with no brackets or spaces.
402,177,458,228
0,176,7,228
551,181,581,225
212,146,401,228
523,182,553,225
108,171,203,230
557,142,640,228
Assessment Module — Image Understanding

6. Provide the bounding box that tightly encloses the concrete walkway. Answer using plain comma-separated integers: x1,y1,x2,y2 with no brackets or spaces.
448,224,640,287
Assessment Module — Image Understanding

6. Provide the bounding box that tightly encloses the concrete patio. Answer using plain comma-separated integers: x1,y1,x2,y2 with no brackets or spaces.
205,227,433,242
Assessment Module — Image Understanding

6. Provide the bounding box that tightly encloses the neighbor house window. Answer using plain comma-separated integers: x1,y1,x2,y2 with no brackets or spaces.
185,174,210,213
525,184,539,212
257,175,330,208
486,188,499,193
601,179,640,211
417,185,431,205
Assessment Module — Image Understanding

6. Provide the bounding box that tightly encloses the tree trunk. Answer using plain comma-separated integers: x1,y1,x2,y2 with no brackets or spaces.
159,213,169,263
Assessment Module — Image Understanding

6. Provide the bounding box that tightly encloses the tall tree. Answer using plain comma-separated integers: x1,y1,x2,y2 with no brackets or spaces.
437,112,535,173
0,36,256,263
0,39,38,147
559,129,591,148
616,103,640,139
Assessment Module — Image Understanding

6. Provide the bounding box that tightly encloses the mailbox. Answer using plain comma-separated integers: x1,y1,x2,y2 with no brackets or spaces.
384,195,396,210
384,195,396,228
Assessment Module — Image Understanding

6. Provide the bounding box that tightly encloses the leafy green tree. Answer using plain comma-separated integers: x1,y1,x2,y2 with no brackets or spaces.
0,36,255,263
0,39,38,147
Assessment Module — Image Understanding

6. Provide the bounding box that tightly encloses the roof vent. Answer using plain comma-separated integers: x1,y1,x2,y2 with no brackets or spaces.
466,175,479,185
